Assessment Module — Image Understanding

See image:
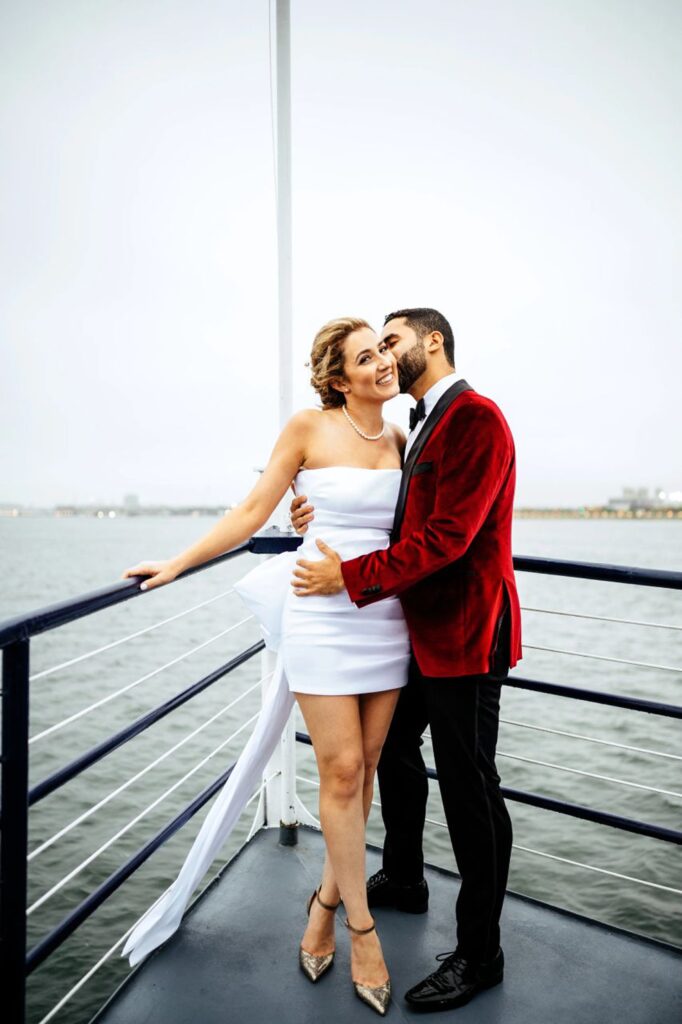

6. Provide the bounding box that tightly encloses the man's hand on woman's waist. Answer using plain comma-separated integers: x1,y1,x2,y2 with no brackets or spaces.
291,538,345,596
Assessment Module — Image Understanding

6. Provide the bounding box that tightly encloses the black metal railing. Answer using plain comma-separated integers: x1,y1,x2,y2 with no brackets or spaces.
1,542,262,1024
297,674,682,846
25,643,263,809
1,535,681,1024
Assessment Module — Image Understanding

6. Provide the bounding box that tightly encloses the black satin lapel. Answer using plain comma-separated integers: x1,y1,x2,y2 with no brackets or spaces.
404,379,474,473
391,379,474,541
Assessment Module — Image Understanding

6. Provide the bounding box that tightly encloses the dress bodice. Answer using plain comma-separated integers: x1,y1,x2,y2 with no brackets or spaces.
233,466,403,650
293,466,401,557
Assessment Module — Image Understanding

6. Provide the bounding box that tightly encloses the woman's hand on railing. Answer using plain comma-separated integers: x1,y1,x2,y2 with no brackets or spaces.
121,559,181,592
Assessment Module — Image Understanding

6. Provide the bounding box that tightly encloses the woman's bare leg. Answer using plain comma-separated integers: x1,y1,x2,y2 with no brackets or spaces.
358,688,402,821
296,693,366,963
297,688,401,986
312,687,401,906
347,689,402,985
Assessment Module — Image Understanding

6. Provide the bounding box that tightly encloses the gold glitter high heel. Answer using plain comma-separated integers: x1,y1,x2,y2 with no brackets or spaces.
298,887,341,983
344,916,392,1016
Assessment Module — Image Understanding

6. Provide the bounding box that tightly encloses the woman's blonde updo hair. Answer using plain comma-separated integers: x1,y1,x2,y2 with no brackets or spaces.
308,317,372,409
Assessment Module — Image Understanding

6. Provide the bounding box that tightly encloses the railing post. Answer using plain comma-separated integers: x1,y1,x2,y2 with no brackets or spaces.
1,639,30,1024
278,705,298,845
260,643,277,830
260,641,299,845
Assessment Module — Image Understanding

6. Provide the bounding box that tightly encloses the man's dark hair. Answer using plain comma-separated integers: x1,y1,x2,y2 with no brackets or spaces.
383,307,455,366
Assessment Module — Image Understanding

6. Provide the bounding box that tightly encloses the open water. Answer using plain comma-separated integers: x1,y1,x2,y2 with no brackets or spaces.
1,515,680,1023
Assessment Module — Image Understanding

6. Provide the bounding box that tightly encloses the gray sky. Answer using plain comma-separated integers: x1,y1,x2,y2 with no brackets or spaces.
2,0,680,508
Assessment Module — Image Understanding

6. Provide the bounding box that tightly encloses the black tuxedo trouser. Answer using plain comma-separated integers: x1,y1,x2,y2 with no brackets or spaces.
377,608,512,963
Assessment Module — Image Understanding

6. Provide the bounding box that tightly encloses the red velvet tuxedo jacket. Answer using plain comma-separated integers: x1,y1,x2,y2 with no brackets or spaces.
341,380,523,678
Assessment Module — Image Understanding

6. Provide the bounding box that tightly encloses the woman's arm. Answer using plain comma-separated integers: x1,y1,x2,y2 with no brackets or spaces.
121,410,313,590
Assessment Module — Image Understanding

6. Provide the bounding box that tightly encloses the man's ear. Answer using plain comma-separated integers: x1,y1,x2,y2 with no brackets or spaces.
425,330,444,353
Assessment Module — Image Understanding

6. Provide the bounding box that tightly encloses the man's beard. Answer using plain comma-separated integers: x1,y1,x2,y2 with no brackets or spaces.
397,339,427,393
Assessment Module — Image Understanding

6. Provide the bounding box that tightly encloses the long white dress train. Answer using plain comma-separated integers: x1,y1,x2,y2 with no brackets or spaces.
122,467,410,966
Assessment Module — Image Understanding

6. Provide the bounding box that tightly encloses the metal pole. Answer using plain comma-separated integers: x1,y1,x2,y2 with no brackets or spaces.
1,639,30,1024
275,0,293,430
278,701,298,844
272,0,298,841
261,642,278,830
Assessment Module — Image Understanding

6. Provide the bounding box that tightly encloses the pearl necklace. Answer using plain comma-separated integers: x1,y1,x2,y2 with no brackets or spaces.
342,403,385,441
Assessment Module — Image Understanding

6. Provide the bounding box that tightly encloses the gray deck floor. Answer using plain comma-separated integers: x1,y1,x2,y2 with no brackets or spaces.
93,826,681,1024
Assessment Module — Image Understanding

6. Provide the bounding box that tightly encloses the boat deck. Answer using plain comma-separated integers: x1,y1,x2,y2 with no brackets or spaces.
93,826,681,1024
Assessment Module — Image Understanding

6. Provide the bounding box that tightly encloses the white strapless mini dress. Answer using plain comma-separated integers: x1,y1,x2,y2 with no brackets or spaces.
234,466,410,694
122,467,410,967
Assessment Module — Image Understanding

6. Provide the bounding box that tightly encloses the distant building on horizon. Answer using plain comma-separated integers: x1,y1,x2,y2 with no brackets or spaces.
607,486,682,511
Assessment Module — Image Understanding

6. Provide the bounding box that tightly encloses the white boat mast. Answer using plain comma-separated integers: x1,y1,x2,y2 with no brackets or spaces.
260,2,316,841
275,0,293,427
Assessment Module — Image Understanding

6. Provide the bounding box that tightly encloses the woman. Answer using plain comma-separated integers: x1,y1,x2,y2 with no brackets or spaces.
120,318,410,1016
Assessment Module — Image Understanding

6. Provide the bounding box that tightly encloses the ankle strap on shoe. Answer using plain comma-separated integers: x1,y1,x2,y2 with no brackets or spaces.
316,886,341,911
344,916,376,935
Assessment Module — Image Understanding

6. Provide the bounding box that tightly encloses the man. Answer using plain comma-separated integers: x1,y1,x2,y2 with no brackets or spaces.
289,308,522,1012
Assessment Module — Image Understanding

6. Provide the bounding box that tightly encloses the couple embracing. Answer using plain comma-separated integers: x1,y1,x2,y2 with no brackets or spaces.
121,307,522,1017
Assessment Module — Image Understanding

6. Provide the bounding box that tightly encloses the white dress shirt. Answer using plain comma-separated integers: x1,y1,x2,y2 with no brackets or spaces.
404,371,464,459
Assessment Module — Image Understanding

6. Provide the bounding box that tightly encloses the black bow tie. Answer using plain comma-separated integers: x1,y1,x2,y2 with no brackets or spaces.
409,398,426,432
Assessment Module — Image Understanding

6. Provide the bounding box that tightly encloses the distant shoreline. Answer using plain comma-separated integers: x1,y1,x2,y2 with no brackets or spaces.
514,508,682,520
2,505,682,520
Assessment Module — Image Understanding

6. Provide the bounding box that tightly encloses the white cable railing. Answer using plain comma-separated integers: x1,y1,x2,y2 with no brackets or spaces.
421,816,682,896
28,674,271,862
521,605,682,632
35,775,275,1024
522,643,681,674
28,615,255,745
420,731,680,797
29,588,237,682
423,725,681,764
28,711,260,915
509,843,682,896
494,751,682,799
497,718,682,762
36,919,146,1024
293,776,682,897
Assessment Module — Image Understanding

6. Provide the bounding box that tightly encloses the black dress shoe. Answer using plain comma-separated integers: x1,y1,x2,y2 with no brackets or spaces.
366,869,429,914
404,947,504,1012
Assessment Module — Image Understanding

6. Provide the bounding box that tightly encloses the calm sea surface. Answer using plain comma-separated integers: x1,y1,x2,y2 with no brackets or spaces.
1,516,680,1023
